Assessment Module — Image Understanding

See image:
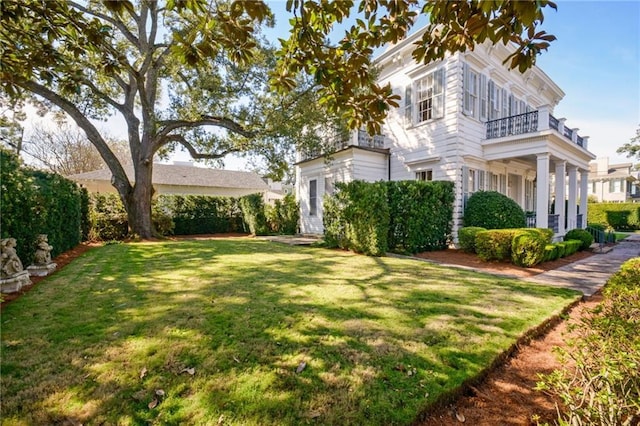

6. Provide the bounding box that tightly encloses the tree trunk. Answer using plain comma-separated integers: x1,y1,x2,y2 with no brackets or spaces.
123,160,155,239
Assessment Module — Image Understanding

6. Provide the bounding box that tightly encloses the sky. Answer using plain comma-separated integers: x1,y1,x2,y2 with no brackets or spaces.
21,0,640,169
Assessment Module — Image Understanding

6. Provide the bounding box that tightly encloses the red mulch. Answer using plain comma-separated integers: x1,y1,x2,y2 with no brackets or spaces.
1,237,601,424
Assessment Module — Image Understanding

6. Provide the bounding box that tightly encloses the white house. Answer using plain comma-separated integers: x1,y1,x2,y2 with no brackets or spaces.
296,29,596,240
588,157,640,202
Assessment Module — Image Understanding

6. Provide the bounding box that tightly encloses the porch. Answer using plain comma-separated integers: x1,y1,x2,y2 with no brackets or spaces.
482,105,596,236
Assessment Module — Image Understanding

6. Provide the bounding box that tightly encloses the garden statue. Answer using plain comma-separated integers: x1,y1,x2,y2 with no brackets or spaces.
33,234,53,265
1,237,24,277
27,234,57,277
0,237,32,293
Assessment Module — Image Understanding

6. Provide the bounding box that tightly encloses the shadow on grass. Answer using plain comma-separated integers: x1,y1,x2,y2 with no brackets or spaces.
0,239,579,425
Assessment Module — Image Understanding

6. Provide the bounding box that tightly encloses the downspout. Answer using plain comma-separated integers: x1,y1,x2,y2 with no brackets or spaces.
388,153,391,181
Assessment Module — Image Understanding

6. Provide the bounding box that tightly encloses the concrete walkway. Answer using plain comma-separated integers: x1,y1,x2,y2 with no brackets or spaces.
524,233,640,296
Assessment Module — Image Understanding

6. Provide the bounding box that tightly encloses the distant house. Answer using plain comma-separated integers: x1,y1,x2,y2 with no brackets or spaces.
588,157,640,202
68,162,269,198
296,28,596,239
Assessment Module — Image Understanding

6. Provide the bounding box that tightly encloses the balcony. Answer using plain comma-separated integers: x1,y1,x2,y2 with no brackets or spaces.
298,130,386,162
486,108,588,150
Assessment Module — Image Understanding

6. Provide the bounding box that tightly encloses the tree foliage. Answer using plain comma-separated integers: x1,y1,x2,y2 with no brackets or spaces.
0,0,558,238
617,125,640,160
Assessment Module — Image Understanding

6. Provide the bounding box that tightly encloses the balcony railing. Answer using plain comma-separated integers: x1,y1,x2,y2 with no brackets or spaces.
299,130,386,162
486,111,538,139
486,109,588,150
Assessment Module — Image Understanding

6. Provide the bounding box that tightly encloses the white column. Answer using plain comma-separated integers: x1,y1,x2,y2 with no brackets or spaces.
555,161,566,235
567,165,578,230
538,105,550,131
580,169,589,229
536,153,550,229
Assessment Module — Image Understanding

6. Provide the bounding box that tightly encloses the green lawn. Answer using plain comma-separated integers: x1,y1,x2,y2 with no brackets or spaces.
0,239,579,425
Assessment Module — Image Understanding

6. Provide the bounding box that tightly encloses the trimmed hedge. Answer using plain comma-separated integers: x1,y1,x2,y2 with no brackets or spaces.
157,195,243,235
511,230,548,267
588,203,640,230
564,229,594,251
475,229,522,262
239,194,269,236
464,191,526,229
324,180,455,256
458,226,486,253
387,180,455,253
265,193,299,235
0,148,85,264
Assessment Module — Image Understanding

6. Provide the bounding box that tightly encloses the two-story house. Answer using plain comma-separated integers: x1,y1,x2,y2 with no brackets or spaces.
588,157,640,202
296,28,596,241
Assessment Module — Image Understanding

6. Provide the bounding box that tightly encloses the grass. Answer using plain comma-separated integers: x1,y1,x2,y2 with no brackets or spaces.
0,239,580,425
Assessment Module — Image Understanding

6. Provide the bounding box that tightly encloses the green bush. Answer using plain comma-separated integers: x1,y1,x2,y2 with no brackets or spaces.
157,195,242,235
511,230,547,267
564,228,594,251
543,244,559,262
265,193,299,235
537,257,640,425
341,181,389,256
239,194,269,235
323,195,347,249
88,193,129,241
458,227,486,253
588,203,640,230
555,242,566,258
463,191,526,229
475,229,522,262
0,148,85,264
387,180,454,253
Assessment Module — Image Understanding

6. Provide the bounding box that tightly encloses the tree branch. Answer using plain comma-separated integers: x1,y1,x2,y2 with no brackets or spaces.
157,116,256,140
17,79,132,194
163,134,236,160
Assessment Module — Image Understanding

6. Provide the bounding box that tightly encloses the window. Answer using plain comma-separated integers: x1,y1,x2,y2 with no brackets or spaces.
499,174,507,194
463,64,478,117
479,74,488,120
488,80,500,120
309,179,317,216
416,170,433,181
609,179,623,193
591,181,596,193
415,68,445,123
501,89,508,118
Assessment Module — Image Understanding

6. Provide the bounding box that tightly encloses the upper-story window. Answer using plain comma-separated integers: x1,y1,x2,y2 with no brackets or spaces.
463,64,478,117
405,68,445,126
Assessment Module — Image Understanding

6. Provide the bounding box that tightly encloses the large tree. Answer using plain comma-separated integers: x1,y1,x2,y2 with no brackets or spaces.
0,0,557,238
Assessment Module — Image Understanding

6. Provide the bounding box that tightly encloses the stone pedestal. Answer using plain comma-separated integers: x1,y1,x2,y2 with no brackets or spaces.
0,271,32,293
27,262,57,277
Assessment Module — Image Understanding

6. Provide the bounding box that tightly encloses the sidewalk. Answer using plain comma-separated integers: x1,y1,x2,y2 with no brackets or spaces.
524,233,640,296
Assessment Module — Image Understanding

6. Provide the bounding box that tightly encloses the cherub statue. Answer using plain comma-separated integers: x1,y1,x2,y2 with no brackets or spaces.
33,234,53,265
1,238,24,277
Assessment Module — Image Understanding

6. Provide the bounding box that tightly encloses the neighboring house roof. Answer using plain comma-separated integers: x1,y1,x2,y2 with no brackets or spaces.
588,161,637,181
68,163,269,190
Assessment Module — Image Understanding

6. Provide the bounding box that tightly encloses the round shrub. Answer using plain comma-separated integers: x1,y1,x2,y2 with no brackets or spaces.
458,226,486,253
463,191,525,229
511,231,547,267
564,229,594,251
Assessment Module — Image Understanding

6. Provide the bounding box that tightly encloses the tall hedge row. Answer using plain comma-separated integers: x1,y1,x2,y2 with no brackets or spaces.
388,180,455,253
324,180,455,256
157,195,243,235
587,203,640,230
1,148,86,264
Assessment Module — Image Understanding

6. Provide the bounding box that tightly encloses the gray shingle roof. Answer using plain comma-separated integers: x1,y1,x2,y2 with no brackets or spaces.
68,163,268,190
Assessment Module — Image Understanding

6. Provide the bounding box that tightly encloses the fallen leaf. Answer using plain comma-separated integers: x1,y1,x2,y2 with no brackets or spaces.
309,411,322,419
455,411,465,423
296,361,306,374
155,389,165,397
181,367,196,376
233,356,241,363
139,367,147,379
217,414,224,425
148,398,158,409
394,364,406,372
